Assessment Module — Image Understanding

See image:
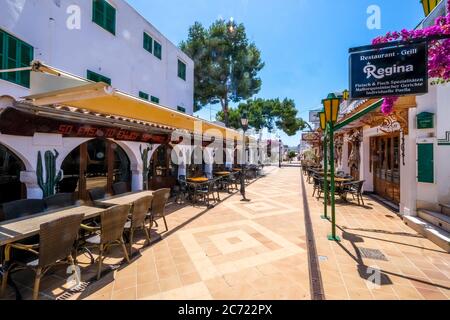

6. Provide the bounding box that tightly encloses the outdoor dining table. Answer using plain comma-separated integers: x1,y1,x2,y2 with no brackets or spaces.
187,177,209,183
96,191,154,206
214,171,231,176
0,205,106,247
324,177,353,183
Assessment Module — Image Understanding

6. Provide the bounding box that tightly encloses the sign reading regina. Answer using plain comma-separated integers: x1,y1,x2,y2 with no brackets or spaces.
349,42,428,99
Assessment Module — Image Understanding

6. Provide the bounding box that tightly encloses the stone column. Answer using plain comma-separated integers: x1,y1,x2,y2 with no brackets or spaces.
20,171,42,199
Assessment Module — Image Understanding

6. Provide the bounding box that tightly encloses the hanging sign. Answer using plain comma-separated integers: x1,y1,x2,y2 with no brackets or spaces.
349,42,428,99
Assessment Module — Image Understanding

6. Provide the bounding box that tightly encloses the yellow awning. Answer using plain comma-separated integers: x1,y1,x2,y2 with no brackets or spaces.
24,62,246,143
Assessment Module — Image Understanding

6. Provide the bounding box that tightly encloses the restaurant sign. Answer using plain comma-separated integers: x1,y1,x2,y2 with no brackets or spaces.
349,42,428,99
302,133,320,142
0,108,169,144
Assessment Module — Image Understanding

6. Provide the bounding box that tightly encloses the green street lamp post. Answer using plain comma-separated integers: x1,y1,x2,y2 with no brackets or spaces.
240,111,250,202
319,112,329,220
322,93,341,242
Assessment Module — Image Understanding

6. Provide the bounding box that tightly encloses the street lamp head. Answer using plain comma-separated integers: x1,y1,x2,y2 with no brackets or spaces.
342,89,350,101
420,0,439,16
319,111,327,131
241,111,249,131
322,93,341,124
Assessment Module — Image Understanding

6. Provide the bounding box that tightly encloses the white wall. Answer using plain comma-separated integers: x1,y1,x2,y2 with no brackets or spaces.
0,0,194,114
399,82,450,216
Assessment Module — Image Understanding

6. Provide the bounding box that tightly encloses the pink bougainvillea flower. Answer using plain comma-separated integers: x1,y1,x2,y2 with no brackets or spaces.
372,0,450,115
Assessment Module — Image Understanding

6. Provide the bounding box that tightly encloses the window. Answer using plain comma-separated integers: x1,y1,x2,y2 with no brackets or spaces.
87,70,111,85
151,96,160,104
0,29,33,88
177,106,186,113
139,91,149,100
143,32,153,54
153,40,162,60
178,59,186,81
92,0,116,35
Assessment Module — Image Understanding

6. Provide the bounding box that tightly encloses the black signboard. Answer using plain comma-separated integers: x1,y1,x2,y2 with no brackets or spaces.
349,42,428,99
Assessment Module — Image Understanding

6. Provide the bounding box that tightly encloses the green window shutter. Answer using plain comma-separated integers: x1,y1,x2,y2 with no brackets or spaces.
151,96,160,104
0,31,4,80
92,0,115,35
417,143,434,183
178,59,186,80
0,29,33,88
105,2,116,35
154,41,162,60
139,91,149,100
87,70,111,85
19,42,33,87
177,106,186,113
143,33,153,54
92,0,104,25
6,35,18,83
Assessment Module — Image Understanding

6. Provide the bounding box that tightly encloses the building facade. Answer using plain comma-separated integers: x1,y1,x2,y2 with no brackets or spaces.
306,1,450,251
0,0,194,114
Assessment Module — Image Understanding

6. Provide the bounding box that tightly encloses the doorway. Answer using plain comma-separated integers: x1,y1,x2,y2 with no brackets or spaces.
371,134,401,204
58,139,131,200
0,144,25,204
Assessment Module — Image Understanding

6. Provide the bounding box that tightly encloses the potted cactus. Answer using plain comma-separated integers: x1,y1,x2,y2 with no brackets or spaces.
37,149,63,198
140,144,153,190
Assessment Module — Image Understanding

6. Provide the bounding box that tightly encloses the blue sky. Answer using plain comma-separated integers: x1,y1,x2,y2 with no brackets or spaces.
127,0,424,146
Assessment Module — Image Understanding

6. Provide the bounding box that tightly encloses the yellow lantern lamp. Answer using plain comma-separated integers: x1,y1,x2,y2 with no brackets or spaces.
421,0,440,17
319,111,327,131
322,93,341,124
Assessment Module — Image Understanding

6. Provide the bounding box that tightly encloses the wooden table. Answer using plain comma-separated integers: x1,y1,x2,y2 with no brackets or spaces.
214,172,231,176
232,169,242,172
0,206,105,246
187,177,209,183
98,191,154,206
325,177,353,183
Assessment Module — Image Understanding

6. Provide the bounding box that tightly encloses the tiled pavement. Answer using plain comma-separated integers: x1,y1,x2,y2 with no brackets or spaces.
2,166,449,300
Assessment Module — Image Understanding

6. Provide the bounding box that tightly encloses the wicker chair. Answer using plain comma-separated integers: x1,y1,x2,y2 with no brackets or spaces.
147,188,170,232
312,175,325,199
112,182,128,196
342,180,365,206
81,204,131,280
88,187,106,202
1,199,46,221
124,196,153,254
44,193,76,211
196,181,217,208
1,214,84,300
173,176,188,204
226,172,239,192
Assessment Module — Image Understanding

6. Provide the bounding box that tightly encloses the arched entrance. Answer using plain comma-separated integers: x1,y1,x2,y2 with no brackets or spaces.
58,139,131,200
189,146,205,178
213,149,227,172
148,144,178,190
0,144,25,204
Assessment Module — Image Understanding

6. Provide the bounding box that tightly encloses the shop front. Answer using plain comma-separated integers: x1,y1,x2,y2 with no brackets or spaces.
59,139,131,201
371,133,401,204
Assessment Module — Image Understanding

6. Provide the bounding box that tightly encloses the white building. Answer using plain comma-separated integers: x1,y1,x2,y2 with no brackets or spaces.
0,0,194,114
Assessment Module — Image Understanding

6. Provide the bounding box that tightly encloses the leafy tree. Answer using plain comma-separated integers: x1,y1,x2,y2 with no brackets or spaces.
180,20,265,126
288,151,297,162
217,98,307,136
